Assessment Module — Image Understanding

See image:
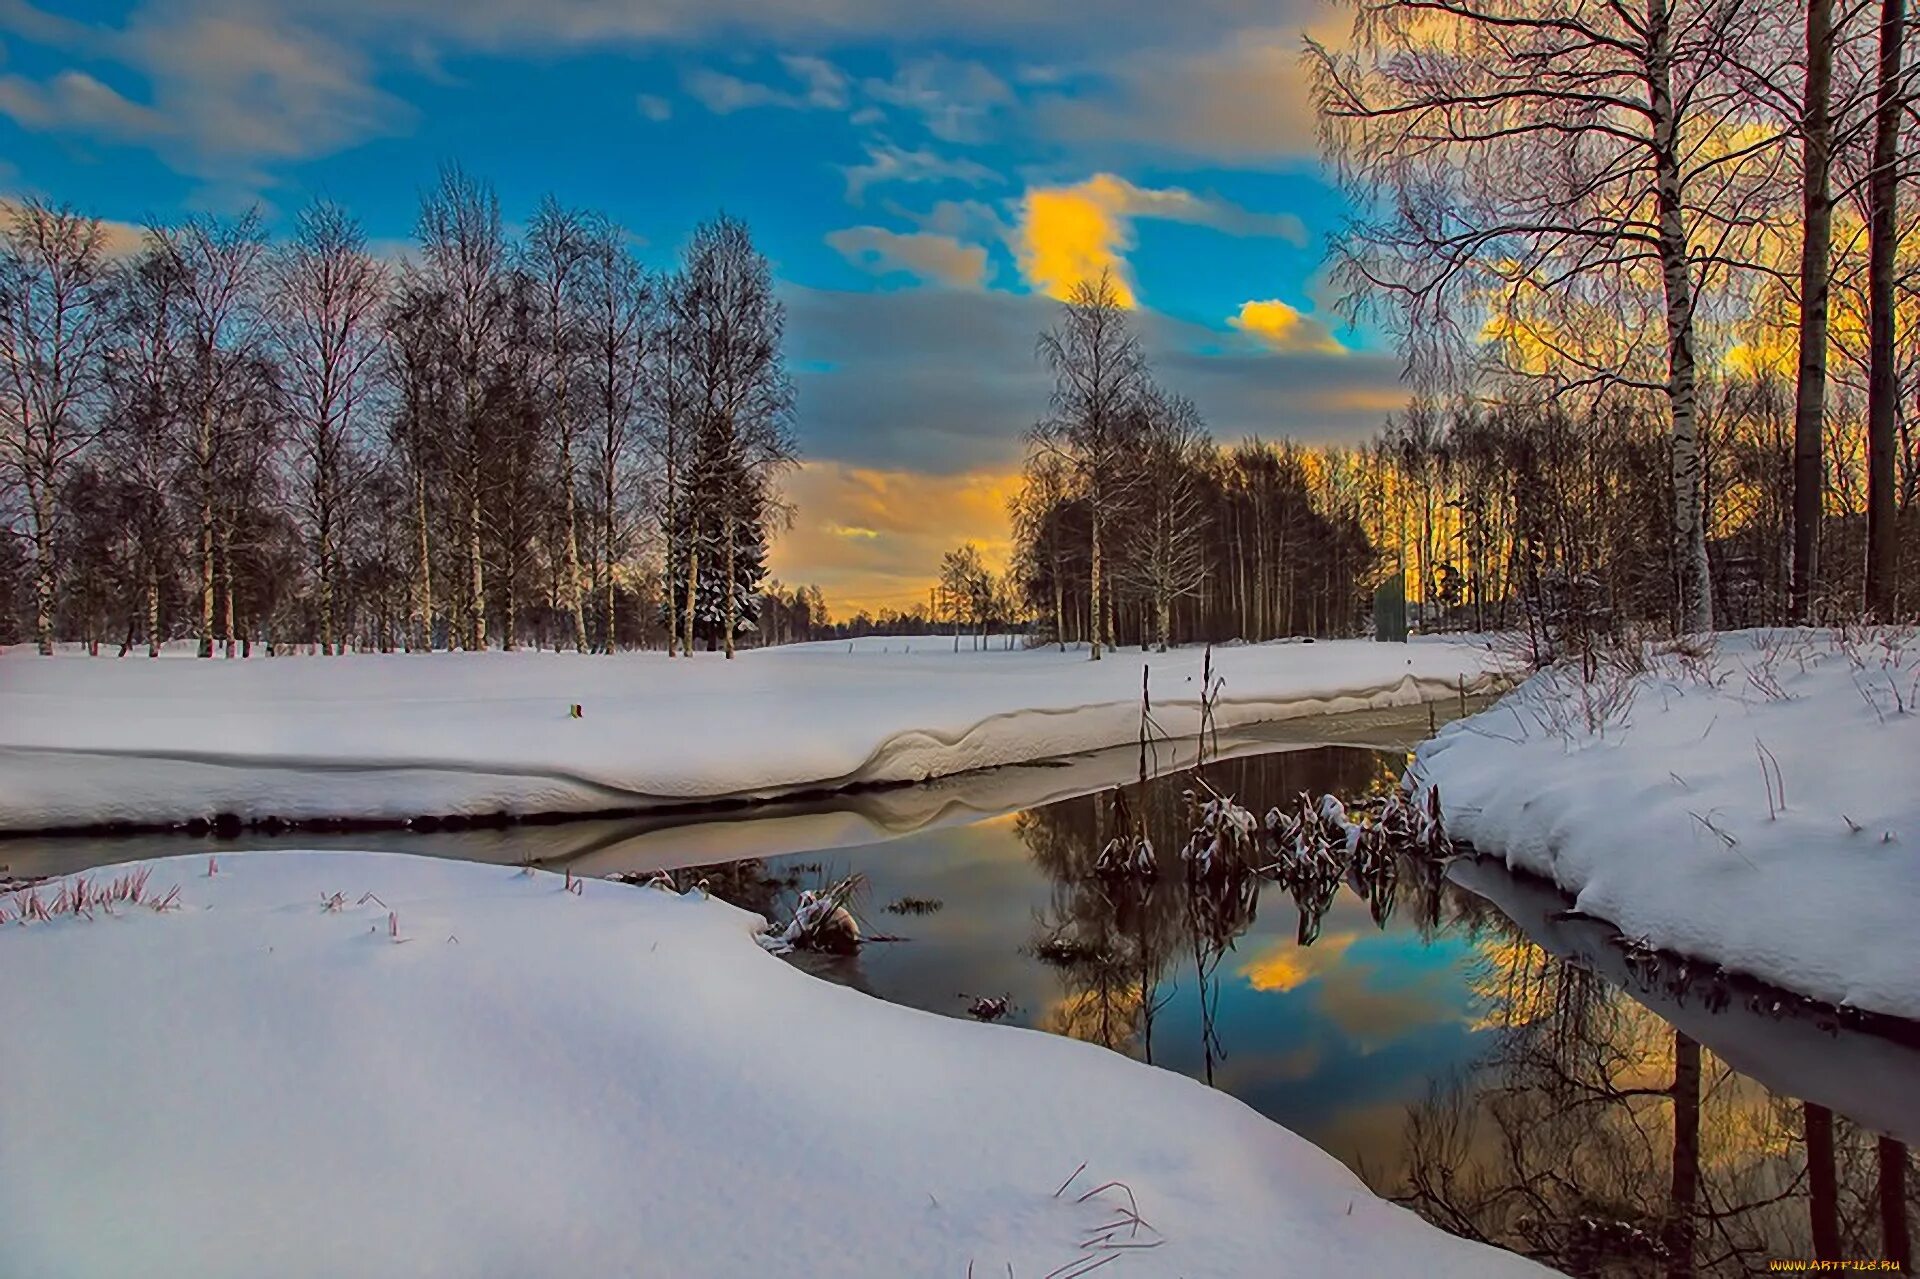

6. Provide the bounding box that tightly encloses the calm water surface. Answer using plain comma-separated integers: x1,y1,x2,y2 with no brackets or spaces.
11,727,1918,1276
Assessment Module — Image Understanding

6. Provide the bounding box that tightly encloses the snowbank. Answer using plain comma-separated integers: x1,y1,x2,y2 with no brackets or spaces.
0,851,1548,1278
0,637,1500,831
1414,628,1920,1020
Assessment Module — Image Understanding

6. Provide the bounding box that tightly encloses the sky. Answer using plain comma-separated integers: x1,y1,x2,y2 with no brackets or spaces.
0,0,1415,615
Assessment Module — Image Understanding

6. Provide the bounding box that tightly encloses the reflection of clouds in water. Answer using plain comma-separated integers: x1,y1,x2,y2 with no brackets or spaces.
1238,931,1358,992
1240,928,1479,1048
1313,959,1468,1046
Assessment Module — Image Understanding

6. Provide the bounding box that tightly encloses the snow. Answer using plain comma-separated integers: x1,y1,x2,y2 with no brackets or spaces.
0,637,1501,831
0,850,1550,1278
1412,627,1920,1020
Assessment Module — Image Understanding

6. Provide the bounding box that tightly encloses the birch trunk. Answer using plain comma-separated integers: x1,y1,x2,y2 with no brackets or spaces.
683,539,699,658
723,510,737,659
1865,0,1905,618
1089,506,1104,661
219,517,236,659
30,484,53,655
1649,0,1713,633
146,563,160,658
414,462,433,652
466,482,485,651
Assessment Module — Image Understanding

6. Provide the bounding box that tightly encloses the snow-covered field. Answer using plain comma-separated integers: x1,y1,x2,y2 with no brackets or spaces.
0,850,1549,1278
0,636,1501,831
1414,628,1920,1020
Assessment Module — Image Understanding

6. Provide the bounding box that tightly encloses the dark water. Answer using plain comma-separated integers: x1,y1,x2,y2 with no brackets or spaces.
11,735,1919,1275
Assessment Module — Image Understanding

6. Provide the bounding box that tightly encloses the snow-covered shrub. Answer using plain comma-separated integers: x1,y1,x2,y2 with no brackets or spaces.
1180,793,1259,876
771,874,865,953
1095,834,1156,878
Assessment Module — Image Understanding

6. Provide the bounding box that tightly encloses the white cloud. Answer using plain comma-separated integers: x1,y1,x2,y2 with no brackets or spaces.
637,93,672,121
683,54,848,114
860,55,1011,143
841,141,998,202
826,225,990,290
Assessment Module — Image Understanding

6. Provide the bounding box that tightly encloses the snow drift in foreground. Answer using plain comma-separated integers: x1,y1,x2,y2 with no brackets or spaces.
0,637,1500,830
0,851,1549,1278
1414,628,1920,1020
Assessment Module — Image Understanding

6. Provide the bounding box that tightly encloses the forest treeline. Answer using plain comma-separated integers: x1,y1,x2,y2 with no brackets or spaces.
0,168,806,657
1000,0,1920,655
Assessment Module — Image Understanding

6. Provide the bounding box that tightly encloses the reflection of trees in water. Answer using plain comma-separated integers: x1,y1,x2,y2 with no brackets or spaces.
1393,893,1917,1276
1017,747,1392,1067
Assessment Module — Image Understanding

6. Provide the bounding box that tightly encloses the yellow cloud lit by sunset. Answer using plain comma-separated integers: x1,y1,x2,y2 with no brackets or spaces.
1018,179,1139,306
1230,298,1345,353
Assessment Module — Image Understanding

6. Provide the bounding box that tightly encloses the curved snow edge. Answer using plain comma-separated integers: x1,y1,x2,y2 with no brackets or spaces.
0,671,1505,832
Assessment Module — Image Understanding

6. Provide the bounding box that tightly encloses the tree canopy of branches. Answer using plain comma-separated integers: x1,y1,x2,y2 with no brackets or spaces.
0,184,803,657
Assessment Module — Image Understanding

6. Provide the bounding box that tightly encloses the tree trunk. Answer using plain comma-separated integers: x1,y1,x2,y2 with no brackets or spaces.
663,425,678,658
683,538,699,658
1806,1103,1841,1261
723,510,737,659
1866,0,1905,618
562,461,587,653
1882,1138,1911,1273
1790,0,1832,627
414,462,433,652
199,470,215,658
467,479,486,651
1649,0,1713,633
318,496,335,657
146,562,160,659
1666,1030,1701,1279
1089,507,1104,661
31,486,54,655
603,472,617,654
219,517,236,660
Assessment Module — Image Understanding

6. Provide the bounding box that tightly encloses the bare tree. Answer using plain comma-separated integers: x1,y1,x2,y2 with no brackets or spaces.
526,198,592,653
1116,390,1209,652
1012,449,1074,650
578,217,651,653
0,201,115,654
271,201,387,655
1030,271,1147,660
415,165,507,650
107,240,188,656
157,212,269,658
1310,0,1793,633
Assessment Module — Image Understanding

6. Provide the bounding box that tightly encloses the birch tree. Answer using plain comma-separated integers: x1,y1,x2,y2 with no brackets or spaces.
158,212,269,657
1116,390,1209,652
579,216,651,653
415,165,507,650
0,201,115,654
526,198,592,652
271,201,387,655
1029,271,1147,660
1310,0,1789,632
1864,0,1907,616
107,240,187,656
1792,0,1838,621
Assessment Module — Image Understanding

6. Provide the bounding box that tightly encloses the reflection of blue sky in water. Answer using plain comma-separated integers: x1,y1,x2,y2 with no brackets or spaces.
775,751,1501,1182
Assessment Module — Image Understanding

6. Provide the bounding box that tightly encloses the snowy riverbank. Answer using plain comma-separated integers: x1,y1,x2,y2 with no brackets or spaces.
0,850,1549,1278
1413,627,1920,1021
0,636,1501,831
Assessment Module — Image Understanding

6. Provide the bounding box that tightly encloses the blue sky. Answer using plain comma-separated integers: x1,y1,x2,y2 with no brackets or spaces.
0,0,1413,612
